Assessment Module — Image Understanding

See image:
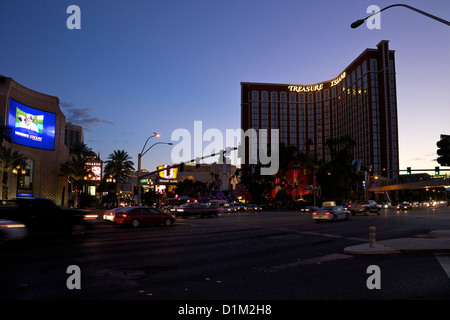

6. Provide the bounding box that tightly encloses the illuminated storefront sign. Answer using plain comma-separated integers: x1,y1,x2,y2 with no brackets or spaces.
288,72,346,92
157,165,178,180
85,161,102,181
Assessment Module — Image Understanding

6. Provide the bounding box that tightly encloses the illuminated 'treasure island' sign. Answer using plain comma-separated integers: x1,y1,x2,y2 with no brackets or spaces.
288,71,346,93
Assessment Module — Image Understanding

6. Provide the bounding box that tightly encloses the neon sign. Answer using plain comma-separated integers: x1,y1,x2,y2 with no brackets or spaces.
287,72,346,92
330,72,346,87
288,83,323,93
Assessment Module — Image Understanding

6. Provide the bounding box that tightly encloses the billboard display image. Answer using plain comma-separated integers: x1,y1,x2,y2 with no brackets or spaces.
8,98,56,150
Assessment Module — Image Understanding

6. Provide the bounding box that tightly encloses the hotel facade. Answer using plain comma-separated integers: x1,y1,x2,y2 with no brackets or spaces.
0,76,70,204
241,40,399,179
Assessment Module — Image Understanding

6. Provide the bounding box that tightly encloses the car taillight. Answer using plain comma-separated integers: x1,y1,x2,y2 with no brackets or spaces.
325,212,331,215
121,214,127,218
312,212,317,215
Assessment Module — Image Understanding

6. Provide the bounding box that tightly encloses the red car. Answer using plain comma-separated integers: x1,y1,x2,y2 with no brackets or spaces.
113,206,175,228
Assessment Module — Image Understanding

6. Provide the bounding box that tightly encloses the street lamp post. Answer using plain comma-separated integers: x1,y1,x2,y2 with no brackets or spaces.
351,4,450,29
136,138,172,206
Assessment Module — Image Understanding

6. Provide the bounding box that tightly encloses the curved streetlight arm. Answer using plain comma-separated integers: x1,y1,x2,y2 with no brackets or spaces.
351,4,450,28
141,142,173,158
140,132,160,155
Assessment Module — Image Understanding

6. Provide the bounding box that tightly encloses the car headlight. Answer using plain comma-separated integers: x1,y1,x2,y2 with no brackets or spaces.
177,209,184,212
0,223,26,228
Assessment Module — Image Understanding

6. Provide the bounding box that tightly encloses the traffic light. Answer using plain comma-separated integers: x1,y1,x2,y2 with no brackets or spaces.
406,167,411,175
437,135,450,166
435,166,440,175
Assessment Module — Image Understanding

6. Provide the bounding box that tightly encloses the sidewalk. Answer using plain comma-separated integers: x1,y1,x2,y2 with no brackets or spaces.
343,230,450,254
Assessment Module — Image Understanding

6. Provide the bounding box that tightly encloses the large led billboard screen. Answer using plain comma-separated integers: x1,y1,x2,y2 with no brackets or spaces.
8,98,56,150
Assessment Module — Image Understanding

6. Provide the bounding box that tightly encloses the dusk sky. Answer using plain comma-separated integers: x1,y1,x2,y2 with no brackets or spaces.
1,0,449,173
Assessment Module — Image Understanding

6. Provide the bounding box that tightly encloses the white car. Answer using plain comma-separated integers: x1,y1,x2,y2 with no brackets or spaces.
218,203,237,213
0,219,28,243
312,205,350,222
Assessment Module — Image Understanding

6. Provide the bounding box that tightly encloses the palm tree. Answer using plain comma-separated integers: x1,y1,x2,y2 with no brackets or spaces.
59,141,93,207
0,146,25,199
0,124,12,144
69,141,92,158
104,150,134,204
60,156,87,208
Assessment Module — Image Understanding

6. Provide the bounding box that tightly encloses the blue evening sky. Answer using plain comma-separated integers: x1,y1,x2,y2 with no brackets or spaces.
1,0,449,173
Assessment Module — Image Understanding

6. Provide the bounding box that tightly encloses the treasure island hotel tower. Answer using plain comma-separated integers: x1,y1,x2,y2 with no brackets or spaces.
241,40,399,179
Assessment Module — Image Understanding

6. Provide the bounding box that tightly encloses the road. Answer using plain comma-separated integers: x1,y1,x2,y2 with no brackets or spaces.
1,205,450,303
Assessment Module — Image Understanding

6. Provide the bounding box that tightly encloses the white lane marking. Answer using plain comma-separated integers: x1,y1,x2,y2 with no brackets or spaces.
435,254,450,280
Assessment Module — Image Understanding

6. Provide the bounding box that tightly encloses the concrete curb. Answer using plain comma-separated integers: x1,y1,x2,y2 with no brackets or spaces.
343,243,401,255
343,232,450,255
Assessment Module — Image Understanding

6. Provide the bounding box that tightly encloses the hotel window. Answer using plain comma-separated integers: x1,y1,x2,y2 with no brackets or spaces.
370,59,377,72
289,92,296,102
281,92,287,142
262,91,268,101
299,93,305,103
270,92,277,101
261,91,268,127
251,91,259,129
270,92,278,128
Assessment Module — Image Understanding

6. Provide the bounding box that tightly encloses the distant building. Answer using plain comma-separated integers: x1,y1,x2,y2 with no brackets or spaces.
65,122,84,147
241,40,399,179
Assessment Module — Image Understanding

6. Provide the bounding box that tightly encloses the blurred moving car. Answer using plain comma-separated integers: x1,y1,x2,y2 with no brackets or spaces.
397,201,413,211
0,198,89,234
113,206,175,227
103,207,127,222
348,200,381,215
312,201,350,222
246,204,262,212
170,203,218,217
300,206,319,213
381,202,391,209
0,219,28,244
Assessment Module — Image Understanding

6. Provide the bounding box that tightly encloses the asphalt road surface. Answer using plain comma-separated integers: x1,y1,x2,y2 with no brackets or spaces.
1,205,450,304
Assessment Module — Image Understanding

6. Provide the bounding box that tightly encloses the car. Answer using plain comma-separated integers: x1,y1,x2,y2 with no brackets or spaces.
300,206,319,213
0,198,90,234
171,203,218,217
348,200,381,215
246,204,262,212
218,203,237,213
312,201,350,222
113,206,175,227
381,202,391,209
103,207,127,222
231,202,247,212
397,201,413,211
0,219,28,244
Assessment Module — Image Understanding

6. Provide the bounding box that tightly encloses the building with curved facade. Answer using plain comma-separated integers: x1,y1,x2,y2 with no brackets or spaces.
241,40,399,179
0,76,70,204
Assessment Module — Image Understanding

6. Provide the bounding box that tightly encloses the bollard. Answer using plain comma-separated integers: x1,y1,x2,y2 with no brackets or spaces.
369,226,376,248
